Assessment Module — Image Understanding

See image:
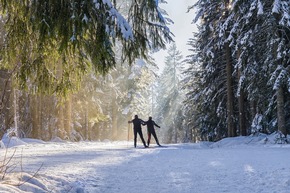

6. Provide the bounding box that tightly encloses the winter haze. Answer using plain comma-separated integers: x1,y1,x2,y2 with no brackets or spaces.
1,0,290,193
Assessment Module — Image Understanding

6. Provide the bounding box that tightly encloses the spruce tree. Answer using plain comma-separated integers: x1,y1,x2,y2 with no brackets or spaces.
155,43,184,143
186,0,290,140
0,0,173,95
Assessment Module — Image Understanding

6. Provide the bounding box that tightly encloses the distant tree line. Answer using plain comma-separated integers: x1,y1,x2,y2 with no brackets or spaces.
0,59,158,141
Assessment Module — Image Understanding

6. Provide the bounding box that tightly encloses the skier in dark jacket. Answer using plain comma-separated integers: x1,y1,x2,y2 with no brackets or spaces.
128,115,148,148
144,116,161,147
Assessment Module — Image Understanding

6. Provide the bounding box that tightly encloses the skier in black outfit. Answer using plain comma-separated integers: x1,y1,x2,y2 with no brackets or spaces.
128,115,148,148
144,116,161,147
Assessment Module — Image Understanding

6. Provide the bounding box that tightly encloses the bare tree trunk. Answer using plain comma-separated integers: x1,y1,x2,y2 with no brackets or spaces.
31,95,40,139
277,86,286,136
85,103,89,140
237,50,247,136
0,70,12,138
112,92,118,140
56,101,65,139
64,96,72,140
238,89,246,136
225,42,235,137
189,126,194,142
127,113,132,141
45,97,53,140
174,124,178,143
223,0,236,137
48,97,57,140
250,100,257,119
13,89,19,136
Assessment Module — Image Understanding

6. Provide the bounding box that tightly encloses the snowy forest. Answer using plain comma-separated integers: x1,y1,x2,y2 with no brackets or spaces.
0,0,290,144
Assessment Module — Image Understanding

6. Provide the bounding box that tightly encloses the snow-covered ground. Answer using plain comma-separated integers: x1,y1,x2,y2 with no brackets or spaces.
1,133,290,193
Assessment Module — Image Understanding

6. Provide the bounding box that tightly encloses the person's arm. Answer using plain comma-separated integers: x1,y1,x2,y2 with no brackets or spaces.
141,120,146,125
128,120,133,123
154,121,160,128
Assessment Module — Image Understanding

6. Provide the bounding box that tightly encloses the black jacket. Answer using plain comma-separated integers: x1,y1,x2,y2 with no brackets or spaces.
130,118,145,130
145,119,160,132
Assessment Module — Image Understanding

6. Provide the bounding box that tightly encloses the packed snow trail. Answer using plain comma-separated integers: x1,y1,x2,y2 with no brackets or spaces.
1,136,290,193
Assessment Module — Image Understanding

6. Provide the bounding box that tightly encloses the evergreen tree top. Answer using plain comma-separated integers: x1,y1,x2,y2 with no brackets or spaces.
0,0,173,95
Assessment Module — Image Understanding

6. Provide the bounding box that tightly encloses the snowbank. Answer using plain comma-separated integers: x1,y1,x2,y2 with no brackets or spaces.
1,133,27,149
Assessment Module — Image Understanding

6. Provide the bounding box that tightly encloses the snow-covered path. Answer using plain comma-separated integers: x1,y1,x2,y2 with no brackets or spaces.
1,137,290,193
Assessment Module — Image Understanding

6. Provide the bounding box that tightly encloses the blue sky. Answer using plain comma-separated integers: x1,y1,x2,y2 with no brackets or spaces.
152,0,197,73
